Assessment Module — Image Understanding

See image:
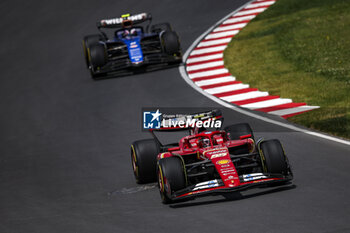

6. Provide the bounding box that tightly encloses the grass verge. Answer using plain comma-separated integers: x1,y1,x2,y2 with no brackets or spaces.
224,0,350,139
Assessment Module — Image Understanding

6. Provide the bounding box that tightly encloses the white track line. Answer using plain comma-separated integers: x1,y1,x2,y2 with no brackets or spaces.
245,1,275,9
269,105,320,116
198,38,232,47
205,30,239,40
190,45,227,56
241,98,292,109
233,8,267,16
195,76,236,86
187,53,223,64
223,15,256,24
221,91,269,102
178,0,350,146
205,84,250,94
188,68,229,79
213,23,247,32
186,61,224,71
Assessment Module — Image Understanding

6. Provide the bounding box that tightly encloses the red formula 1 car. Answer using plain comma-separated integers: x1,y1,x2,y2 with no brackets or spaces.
131,110,293,204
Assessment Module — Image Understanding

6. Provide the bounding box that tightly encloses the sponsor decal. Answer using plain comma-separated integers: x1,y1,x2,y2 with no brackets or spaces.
192,180,220,191
162,117,221,128
142,109,222,129
216,159,230,165
208,180,216,188
143,109,161,129
243,173,267,182
210,153,226,159
130,42,138,48
101,13,147,26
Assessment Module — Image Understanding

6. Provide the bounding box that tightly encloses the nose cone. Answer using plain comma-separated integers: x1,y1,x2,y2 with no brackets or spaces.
203,147,241,187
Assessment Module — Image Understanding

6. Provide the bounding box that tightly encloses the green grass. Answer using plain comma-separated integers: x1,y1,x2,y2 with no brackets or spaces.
224,0,350,139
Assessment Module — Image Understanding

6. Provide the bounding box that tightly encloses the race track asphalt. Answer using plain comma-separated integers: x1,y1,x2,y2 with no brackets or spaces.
0,0,349,232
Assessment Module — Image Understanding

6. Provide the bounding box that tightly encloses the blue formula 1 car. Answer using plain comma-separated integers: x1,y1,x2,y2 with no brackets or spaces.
82,13,182,79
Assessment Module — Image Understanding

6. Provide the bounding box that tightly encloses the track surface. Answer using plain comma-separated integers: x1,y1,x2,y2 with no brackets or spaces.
0,0,349,232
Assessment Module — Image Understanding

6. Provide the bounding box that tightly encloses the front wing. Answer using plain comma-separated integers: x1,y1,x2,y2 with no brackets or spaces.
93,52,182,77
171,174,293,201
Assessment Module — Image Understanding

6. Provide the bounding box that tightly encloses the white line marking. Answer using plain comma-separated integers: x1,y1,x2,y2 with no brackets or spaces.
220,91,269,102
188,68,229,79
233,7,266,17
205,84,250,94
223,15,256,24
190,45,227,56
245,1,275,9
187,54,223,64
241,98,292,109
205,30,239,40
187,53,223,64
186,61,224,71
198,38,232,47
213,23,247,32
179,0,350,146
269,106,320,116
195,76,236,86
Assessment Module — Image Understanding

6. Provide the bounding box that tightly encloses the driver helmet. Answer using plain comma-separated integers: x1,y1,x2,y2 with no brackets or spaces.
122,19,133,28
199,138,210,148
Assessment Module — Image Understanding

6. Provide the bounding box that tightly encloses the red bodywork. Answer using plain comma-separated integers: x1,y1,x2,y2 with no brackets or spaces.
156,130,287,200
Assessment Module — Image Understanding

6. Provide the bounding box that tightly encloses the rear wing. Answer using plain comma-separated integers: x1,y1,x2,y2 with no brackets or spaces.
97,13,152,28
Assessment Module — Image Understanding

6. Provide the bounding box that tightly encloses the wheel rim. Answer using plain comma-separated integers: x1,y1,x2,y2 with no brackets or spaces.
131,146,138,178
158,166,164,192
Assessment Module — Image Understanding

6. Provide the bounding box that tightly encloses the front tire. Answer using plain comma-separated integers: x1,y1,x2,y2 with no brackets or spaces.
259,139,289,175
157,157,186,204
83,34,103,68
88,43,107,69
131,139,160,184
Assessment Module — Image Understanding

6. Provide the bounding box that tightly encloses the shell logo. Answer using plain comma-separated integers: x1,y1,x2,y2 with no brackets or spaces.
216,159,230,165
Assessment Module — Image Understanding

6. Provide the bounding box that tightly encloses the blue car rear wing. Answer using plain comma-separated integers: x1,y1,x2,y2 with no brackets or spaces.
97,13,152,28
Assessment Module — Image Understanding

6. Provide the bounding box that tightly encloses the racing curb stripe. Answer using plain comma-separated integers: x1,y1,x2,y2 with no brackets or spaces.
195,76,235,85
188,69,229,79
255,102,307,113
231,95,280,105
240,98,292,109
205,83,250,95
200,80,242,89
187,65,226,74
188,51,224,59
179,0,350,146
186,61,224,71
183,0,319,119
191,73,233,82
205,30,239,40
186,58,223,66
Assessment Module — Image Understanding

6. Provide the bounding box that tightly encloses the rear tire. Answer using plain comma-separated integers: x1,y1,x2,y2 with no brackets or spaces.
225,123,254,155
259,139,289,175
157,157,186,204
161,31,181,55
131,139,160,184
151,23,171,33
224,123,254,140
